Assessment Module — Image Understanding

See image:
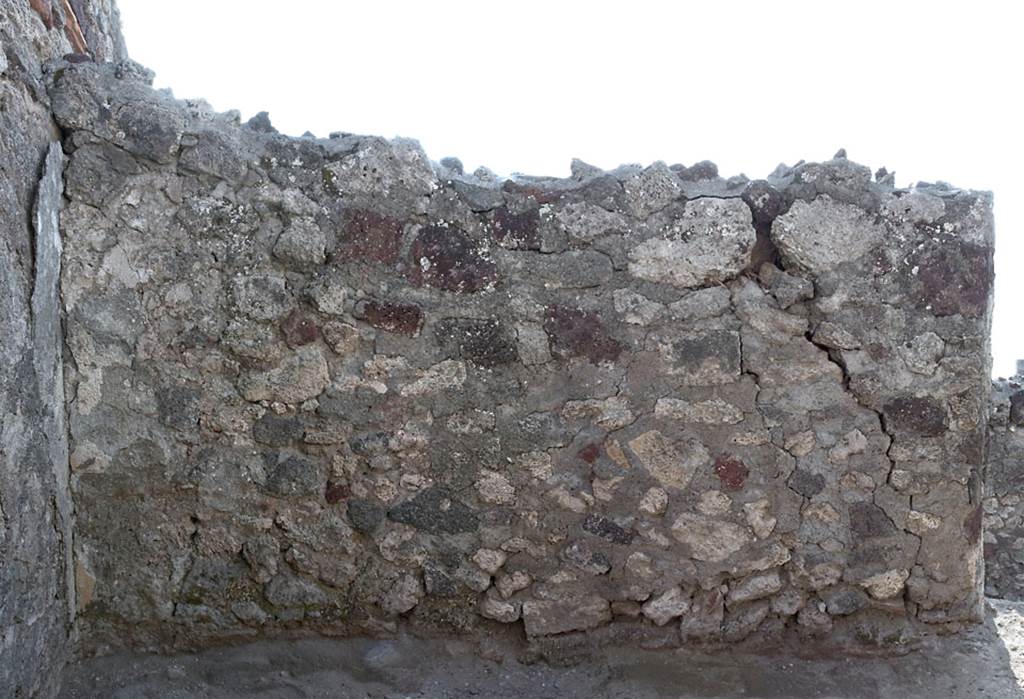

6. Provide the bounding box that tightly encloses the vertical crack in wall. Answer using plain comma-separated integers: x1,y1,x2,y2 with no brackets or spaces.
804,331,899,479
803,309,925,615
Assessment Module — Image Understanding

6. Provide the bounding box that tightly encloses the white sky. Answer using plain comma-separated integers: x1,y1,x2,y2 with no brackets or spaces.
117,0,1022,377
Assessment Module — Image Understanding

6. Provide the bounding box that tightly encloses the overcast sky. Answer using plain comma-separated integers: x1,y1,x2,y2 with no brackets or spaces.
116,0,1022,377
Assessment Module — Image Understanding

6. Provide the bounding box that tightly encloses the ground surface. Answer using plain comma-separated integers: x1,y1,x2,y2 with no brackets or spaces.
60,599,1024,699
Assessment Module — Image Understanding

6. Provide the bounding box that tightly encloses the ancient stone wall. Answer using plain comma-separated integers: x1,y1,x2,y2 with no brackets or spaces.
985,363,1024,600
0,0,124,695
47,58,996,657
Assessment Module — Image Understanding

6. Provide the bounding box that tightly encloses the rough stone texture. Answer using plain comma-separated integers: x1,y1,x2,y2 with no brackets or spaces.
985,364,1024,600
0,1,125,695
47,57,995,658
0,6,1017,698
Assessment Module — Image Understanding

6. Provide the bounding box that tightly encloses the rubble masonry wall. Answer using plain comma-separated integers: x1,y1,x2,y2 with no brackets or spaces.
49,57,997,656
985,365,1024,600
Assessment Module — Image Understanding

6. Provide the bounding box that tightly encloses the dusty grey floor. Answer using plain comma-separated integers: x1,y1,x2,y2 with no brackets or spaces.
60,599,1024,699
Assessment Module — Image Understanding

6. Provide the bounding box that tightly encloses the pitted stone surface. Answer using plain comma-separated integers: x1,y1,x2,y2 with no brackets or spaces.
771,196,887,274
627,197,756,287
44,59,995,656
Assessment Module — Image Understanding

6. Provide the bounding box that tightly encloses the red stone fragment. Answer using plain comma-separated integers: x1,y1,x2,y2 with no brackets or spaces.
882,396,947,437
354,299,423,336
325,481,351,504
490,206,540,250
912,241,992,318
280,310,319,347
577,443,601,464
337,209,404,264
713,454,748,491
407,225,498,294
543,304,623,364
501,180,563,204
